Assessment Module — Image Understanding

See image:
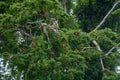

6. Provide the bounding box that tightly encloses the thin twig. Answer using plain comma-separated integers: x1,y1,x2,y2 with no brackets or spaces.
27,20,44,25
17,28,32,37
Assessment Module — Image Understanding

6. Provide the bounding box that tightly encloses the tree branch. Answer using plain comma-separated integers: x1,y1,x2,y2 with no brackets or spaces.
105,43,120,56
40,23,50,41
92,40,102,51
27,20,44,25
81,46,95,50
92,40,105,70
93,0,120,31
17,28,32,37
100,55,105,70
28,21,50,42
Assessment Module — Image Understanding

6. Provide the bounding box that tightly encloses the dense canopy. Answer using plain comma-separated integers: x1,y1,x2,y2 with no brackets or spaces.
0,0,120,80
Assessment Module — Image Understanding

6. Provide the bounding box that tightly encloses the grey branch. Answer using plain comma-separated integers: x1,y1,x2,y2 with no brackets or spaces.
92,40,105,70
105,43,120,56
92,40,102,51
100,56,105,70
93,0,120,31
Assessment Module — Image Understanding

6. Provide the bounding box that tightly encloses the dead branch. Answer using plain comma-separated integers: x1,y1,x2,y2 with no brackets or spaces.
40,23,50,41
92,40,102,51
100,55,105,70
93,0,120,31
27,20,49,40
92,40,105,70
28,20,50,41
105,43,120,56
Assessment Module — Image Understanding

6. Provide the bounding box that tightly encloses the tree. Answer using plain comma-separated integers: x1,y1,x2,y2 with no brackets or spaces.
0,0,120,80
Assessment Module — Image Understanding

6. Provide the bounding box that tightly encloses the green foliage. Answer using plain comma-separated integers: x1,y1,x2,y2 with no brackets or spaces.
0,0,120,80
90,28,117,52
102,69,119,80
112,8,120,15
68,30,90,50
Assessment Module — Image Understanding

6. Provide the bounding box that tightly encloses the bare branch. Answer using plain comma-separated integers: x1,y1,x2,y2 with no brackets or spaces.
27,20,53,42
92,40,105,70
100,56,105,70
105,43,120,56
93,0,120,31
17,28,32,37
92,40,102,51
40,23,50,41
